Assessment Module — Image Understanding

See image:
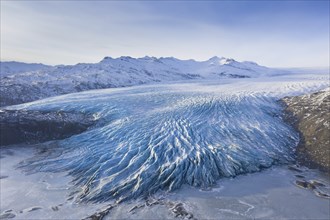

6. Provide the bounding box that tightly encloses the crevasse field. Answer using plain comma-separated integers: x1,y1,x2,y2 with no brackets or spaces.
1,73,330,219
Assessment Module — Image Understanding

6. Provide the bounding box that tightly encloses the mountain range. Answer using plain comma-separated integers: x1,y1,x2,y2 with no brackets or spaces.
0,56,287,106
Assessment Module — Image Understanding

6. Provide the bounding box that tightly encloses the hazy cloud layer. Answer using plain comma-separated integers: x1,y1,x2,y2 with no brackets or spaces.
1,1,329,67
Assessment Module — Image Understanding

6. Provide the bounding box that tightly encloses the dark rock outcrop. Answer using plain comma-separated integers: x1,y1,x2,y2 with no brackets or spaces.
0,109,96,146
282,90,330,173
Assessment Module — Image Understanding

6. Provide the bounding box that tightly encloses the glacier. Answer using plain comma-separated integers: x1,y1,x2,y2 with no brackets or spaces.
6,75,328,204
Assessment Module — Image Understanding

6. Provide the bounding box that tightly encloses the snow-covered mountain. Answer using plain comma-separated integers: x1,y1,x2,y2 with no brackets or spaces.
0,56,287,106
0,61,52,77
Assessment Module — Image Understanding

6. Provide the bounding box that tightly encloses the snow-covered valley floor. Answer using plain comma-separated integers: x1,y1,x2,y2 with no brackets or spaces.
1,72,329,219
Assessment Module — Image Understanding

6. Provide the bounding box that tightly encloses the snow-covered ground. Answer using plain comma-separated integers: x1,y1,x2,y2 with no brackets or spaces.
108,166,330,220
0,146,105,219
0,61,51,77
1,71,329,219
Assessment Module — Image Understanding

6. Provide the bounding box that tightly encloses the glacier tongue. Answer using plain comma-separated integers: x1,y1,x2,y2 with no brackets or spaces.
14,82,303,203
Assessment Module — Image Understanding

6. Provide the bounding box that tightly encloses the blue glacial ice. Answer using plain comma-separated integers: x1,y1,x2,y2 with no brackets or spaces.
10,83,303,203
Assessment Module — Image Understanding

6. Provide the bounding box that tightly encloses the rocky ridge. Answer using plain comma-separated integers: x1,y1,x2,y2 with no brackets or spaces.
282,90,330,172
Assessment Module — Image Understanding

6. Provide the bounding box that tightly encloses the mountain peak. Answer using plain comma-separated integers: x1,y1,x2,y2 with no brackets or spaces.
100,56,114,63
208,56,222,61
207,56,235,65
119,56,134,60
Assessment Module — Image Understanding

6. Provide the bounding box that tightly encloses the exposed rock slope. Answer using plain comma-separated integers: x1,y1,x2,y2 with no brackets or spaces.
282,90,330,172
0,110,96,146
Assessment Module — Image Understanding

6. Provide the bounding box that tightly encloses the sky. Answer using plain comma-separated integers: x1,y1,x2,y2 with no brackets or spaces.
0,0,329,67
